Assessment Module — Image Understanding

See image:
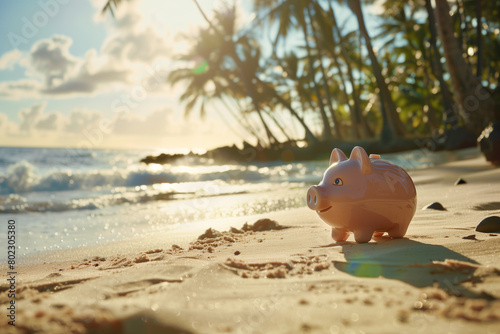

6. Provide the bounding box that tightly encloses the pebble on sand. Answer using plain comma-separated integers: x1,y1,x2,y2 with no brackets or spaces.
475,216,500,233
422,202,447,211
454,178,467,185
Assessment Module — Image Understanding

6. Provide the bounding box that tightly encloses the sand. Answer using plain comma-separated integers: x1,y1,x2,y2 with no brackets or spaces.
2,155,500,333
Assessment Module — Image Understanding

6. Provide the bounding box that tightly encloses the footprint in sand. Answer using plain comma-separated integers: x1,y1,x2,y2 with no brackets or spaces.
224,255,331,279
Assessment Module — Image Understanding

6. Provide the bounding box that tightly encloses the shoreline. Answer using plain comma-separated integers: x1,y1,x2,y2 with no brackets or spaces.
140,135,477,165
2,155,500,333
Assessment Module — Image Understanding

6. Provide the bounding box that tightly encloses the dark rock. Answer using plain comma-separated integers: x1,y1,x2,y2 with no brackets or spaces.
478,121,500,165
422,202,447,211
462,234,477,240
475,216,500,233
234,250,241,255
454,178,467,185
140,138,427,165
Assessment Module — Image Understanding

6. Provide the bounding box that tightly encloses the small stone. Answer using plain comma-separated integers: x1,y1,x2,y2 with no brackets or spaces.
51,303,66,309
462,234,477,240
198,228,222,240
242,218,283,232
454,178,467,185
422,202,447,211
234,250,241,255
47,272,62,278
476,216,500,233
230,227,243,234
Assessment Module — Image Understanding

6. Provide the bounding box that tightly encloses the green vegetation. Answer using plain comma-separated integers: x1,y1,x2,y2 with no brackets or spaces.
104,0,500,154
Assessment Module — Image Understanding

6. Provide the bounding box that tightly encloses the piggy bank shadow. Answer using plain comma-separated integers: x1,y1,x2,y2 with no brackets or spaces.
329,238,482,297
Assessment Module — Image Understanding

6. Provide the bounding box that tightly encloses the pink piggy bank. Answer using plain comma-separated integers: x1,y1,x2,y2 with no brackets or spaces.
307,146,417,243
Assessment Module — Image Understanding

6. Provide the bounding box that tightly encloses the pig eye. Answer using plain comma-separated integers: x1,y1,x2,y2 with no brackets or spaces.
333,178,343,186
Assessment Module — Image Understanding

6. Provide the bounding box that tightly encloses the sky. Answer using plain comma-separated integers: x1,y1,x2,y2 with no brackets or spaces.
0,0,382,151
0,0,257,150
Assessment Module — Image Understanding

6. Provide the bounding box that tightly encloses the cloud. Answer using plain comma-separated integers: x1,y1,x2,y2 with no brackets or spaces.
0,79,43,99
16,101,64,133
14,102,103,135
30,35,77,86
65,109,102,132
40,48,130,95
0,49,23,70
11,102,178,138
35,111,61,131
102,27,171,64
112,108,172,136
0,113,18,133
0,3,172,100
19,102,47,132
1,101,238,149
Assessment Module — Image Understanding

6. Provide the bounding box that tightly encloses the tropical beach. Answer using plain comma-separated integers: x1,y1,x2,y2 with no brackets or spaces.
1,0,500,333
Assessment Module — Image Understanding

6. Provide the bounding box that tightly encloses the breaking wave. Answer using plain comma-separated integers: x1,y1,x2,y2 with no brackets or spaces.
0,160,320,195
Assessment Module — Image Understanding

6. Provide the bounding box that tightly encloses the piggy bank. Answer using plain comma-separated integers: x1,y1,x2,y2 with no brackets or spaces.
307,146,416,243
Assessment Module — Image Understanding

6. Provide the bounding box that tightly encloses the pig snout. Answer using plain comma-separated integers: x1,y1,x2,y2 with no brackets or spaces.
307,186,328,211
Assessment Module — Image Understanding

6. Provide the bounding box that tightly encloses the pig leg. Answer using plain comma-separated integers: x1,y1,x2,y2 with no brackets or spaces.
353,229,373,243
331,228,349,242
387,224,408,238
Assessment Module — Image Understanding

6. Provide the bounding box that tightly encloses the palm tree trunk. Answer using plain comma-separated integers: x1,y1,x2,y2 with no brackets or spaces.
260,80,319,144
455,0,465,54
434,0,495,134
424,0,458,129
328,1,373,138
422,59,441,131
220,96,261,141
263,109,292,142
306,4,343,140
347,0,406,140
475,0,484,79
299,14,333,140
326,2,372,138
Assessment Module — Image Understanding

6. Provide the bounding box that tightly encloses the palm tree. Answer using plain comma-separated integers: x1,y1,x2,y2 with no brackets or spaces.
193,0,322,145
346,0,407,141
305,2,344,139
424,0,458,130
434,0,497,134
167,30,262,143
317,1,372,139
253,0,338,140
376,0,445,136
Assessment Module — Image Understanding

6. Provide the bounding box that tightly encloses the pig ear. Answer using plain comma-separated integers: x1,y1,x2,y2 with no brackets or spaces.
350,146,373,174
330,148,348,166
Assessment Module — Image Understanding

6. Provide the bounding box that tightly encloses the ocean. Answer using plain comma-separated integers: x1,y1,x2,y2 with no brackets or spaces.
0,146,480,259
